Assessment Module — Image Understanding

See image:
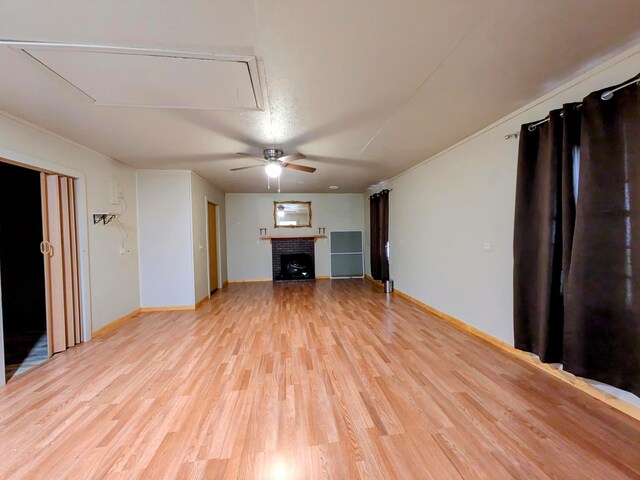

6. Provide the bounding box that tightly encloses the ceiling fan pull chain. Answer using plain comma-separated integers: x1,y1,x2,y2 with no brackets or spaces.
278,175,281,193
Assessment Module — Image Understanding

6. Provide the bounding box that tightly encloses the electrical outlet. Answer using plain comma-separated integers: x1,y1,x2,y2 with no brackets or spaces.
483,241,492,251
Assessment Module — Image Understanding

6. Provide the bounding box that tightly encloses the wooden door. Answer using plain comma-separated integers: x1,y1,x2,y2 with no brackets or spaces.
208,202,218,293
41,174,82,355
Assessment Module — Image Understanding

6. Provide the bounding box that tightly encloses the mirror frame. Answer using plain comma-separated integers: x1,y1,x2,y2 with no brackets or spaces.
273,200,312,228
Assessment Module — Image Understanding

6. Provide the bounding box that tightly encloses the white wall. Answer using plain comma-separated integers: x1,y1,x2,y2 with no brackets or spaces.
0,110,140,333
190,172,227,302
226,193,364,281
137,170,194,307
365,44,640,405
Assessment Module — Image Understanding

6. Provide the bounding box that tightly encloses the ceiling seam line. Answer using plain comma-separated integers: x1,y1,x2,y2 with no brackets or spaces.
357,11,487,156
252,0,276,148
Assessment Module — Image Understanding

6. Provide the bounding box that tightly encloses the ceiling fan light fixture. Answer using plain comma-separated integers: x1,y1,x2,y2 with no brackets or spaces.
265,162,282,178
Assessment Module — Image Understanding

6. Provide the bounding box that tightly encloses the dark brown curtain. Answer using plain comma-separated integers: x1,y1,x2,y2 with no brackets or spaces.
370,194,380,279
564,74,640,395
370,189,390,281
560,104,582,291
513,109,566,363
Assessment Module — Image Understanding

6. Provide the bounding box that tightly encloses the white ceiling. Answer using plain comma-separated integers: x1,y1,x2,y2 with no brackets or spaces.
0,0,639,193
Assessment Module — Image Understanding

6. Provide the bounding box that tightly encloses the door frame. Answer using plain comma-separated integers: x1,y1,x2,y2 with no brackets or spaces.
205,198,222,296
0,152,93,356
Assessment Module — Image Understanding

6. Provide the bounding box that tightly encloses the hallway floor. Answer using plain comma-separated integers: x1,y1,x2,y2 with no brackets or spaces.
4,332,47,381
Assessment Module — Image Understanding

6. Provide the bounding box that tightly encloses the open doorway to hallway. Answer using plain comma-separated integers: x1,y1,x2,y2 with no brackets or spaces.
0,162,47,381
0,159,84,384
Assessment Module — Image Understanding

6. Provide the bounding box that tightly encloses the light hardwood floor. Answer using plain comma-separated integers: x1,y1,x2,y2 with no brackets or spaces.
0,280,639,479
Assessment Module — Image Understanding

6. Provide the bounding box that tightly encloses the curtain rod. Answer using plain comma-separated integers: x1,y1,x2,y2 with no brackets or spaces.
369,188,392,198
601,77,640,100
505,77,640,139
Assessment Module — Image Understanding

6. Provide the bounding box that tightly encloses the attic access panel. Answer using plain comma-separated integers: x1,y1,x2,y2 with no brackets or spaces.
22,47,262,110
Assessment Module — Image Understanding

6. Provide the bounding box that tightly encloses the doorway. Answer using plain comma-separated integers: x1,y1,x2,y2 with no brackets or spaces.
0,162,47,381
0,160,83,385
207,202,218,294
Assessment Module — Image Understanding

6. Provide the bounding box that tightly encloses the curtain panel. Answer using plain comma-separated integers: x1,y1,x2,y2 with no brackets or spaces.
564,75,640,395
369,189,390,282
514,108,575,363
514,73,640,395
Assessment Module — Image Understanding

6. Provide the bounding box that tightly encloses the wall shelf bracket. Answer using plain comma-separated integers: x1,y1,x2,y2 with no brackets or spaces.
93,213,117,225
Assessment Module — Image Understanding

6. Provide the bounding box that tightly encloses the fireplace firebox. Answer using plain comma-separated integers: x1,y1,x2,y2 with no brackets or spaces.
280,254,314,281
271,237,316,281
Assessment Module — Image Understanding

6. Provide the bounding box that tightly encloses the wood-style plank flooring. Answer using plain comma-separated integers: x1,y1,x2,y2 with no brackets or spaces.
0,280,639,479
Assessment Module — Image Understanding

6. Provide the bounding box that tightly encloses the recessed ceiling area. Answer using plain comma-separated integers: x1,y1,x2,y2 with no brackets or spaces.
21,47,262,110
0,0,639,193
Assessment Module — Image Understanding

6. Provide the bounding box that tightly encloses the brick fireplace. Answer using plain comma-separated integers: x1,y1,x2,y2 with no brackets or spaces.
271,237,316,281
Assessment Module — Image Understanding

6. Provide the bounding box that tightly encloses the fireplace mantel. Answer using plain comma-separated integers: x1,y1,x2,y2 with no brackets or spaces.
260,234,326,243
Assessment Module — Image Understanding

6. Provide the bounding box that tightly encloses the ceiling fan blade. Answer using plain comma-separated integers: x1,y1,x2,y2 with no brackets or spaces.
230,164,264,171
236,152,267,162
283,163,316,173
279,153,307,163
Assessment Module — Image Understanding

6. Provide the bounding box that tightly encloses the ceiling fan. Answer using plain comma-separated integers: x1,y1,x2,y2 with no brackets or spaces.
231,149,316,178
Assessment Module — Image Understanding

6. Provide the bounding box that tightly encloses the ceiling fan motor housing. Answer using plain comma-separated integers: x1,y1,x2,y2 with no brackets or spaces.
263,148,283,161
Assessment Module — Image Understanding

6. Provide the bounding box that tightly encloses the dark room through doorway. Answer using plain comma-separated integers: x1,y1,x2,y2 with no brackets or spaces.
0,161,47,381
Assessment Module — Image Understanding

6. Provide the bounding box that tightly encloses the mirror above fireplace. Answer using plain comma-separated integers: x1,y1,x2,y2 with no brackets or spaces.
274,201,312,228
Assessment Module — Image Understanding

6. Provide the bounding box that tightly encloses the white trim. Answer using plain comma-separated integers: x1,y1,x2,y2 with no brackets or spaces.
74,176,93,342
187,173,196,304
135,172,144,308
216,204,222,290
205,197,211,296
2,41,265,112
0,39,258,62
205,198,222,295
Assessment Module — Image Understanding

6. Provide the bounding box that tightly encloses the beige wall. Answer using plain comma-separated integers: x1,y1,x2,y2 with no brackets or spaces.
137,170,227,307
226,193,364,281
137,170,194,307
365,43,640,406
0,109,140,333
